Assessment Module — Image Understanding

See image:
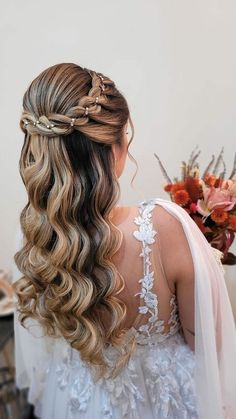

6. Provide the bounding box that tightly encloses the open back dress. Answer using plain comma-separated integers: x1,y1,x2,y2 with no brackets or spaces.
13,198,236,419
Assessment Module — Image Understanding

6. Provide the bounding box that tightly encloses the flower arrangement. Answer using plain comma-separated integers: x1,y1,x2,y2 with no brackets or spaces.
154,147,236,264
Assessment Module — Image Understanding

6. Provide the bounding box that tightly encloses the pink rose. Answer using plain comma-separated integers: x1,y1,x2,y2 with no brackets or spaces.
196,182,236,217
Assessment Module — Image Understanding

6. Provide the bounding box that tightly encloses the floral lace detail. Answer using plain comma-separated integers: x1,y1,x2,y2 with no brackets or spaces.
101,349,146,417
132,199,181,344
48,332,197,418
52,342,146,418
54,343,94,417
143,333,198,418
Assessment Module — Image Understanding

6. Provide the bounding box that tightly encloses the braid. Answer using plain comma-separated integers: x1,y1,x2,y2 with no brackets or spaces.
20,69,115,138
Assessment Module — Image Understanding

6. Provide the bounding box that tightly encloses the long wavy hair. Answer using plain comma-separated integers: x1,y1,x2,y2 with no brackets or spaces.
13,63,137,380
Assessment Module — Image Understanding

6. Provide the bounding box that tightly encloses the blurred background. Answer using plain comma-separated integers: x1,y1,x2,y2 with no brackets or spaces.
1,0,236,417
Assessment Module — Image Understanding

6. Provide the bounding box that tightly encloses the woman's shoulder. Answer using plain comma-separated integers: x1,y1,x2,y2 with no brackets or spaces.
113,197,178,222
131,196,182,225
113,196,186,231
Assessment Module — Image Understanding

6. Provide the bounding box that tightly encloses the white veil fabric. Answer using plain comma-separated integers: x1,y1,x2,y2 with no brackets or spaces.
155,198,236,419
12,224,56,411
12,197,236,419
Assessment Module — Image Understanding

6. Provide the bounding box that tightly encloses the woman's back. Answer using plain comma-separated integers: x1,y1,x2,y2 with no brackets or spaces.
36,198,198,419
13,196,236,419
109,199,194,347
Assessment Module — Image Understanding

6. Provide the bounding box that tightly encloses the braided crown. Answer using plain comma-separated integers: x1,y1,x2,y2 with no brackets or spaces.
20,69,115,138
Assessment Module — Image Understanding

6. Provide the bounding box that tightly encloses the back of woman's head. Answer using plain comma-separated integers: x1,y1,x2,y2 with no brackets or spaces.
14,63,136,379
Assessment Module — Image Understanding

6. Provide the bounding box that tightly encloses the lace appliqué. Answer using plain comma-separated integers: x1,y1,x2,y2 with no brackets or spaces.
55,344,93,417
52,333,197,418
144,333,198,418
132,200,181,344
53,343,145,418
101,349,146,417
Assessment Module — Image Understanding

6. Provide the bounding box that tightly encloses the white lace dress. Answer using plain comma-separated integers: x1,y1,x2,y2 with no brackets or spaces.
29,199,198,419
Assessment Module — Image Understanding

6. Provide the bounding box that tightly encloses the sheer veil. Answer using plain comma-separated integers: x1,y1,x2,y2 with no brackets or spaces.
154,198,236,419
12,197,236,418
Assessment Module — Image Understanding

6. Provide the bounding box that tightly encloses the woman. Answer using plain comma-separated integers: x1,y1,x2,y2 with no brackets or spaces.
13,63,236,418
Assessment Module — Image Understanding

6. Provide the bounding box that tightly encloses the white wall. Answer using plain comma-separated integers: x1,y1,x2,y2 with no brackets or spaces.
1,0,236,271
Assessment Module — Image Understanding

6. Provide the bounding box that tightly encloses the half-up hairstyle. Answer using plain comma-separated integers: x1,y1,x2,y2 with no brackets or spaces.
14,63,136,380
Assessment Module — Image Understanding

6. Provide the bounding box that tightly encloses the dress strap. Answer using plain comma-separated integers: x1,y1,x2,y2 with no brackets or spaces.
132,200,160,336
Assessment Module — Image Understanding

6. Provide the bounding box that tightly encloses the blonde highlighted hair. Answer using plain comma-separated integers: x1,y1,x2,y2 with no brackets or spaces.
14,63,137,380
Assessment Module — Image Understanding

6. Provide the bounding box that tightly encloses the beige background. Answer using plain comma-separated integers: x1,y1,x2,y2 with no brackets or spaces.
1,0,236,272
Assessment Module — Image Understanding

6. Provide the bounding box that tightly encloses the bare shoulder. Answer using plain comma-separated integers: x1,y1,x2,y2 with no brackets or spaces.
151,202,194,286
113,201,184,234
113,200,194,285
152,203,183,233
